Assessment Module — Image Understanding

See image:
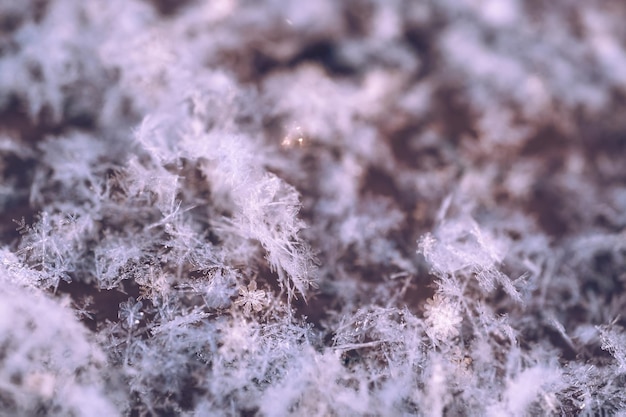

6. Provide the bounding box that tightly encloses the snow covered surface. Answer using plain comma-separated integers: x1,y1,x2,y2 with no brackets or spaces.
0,0,625,415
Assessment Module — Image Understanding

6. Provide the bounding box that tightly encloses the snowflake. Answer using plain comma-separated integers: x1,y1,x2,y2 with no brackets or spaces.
424,294,462,342
234,280,268,315
119,297,144,329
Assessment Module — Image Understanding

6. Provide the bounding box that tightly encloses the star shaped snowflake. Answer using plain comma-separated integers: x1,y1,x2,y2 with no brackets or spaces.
424,294,462,342
234,280,268,315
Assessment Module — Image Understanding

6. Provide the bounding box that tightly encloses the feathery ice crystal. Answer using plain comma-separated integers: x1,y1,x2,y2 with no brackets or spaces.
1,0,626,415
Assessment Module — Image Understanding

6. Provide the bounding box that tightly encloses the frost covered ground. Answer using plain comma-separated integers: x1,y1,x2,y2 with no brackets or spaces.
0,1,626,416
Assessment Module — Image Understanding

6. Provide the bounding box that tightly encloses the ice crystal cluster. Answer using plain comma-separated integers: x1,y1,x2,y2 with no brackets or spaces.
1,1,626,416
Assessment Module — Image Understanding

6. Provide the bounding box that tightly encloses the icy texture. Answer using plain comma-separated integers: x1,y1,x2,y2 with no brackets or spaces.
0,0,626,415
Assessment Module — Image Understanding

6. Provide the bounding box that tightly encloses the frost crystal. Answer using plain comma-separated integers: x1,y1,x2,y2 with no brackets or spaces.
1,0,626,415
424,295,462,342
234,280,268,316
